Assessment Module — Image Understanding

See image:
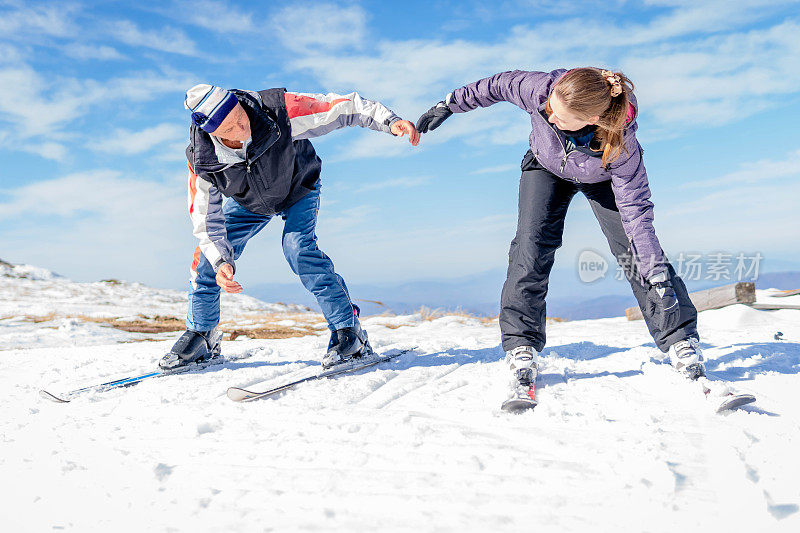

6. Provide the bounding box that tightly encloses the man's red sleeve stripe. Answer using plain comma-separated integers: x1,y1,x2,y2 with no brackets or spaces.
188,161,198,215
285,93,350,119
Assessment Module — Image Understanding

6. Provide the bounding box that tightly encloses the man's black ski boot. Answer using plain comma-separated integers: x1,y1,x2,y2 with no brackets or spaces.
322,307,372,368
159,328,222,371
323,324,373,368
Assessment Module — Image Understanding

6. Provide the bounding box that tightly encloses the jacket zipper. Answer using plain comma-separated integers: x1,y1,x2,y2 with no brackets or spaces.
542,111,579,182
561,151,573,174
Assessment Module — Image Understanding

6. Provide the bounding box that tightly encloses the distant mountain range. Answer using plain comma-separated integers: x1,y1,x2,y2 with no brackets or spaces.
5,254,798,321
753,271,800,291
248,269,800,320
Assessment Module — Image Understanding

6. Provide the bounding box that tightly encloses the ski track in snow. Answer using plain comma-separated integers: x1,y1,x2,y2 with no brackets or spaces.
2,269,800,532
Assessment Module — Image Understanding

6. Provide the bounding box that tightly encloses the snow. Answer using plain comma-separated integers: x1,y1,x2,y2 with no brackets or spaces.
0,263,311,349
0,261,64,281
2,264,800,532
0,264,305,319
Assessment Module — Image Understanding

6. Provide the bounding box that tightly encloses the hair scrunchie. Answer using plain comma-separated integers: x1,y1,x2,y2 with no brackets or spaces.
600,69,623,97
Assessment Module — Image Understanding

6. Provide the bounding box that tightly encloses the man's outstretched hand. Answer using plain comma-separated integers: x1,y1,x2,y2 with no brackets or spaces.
216,263,242,294
391,119,420,146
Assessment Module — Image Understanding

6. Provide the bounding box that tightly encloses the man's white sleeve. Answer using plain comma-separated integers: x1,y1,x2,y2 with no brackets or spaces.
284,91,401,139
187,162,234,272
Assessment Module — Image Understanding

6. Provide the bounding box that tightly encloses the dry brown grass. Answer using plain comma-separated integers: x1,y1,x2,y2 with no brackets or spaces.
227,326,311,340
220,311,324,340
8,308,567,340
417,306,497,323
11,311,326,340
1,312,64,323
30,312,58,323
80,315,185,334
16,313,185,334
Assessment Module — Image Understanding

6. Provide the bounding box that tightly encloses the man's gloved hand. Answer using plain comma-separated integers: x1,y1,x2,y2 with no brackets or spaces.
416,98,453,133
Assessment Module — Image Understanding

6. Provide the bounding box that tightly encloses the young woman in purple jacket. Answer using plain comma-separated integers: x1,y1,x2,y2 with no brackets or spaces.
417,68,703,410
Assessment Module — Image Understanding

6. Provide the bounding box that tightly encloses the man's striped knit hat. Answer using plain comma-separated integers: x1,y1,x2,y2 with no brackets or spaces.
184,84,238,133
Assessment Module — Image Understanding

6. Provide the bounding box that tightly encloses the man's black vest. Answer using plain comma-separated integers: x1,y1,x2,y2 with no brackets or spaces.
186,88,321,216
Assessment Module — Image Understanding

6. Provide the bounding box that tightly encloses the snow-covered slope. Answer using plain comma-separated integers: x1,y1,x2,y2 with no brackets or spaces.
0,261,313,349
0,261,307,318
2,264,800,532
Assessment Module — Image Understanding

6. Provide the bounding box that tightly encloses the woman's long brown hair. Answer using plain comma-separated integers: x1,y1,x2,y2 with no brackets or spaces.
552,67,635,167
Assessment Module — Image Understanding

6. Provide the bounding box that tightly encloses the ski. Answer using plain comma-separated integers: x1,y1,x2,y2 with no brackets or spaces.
715,392,757,413
39,357,224,403
697,378,756,413
501,364,538,413
227,347,414,402
677,364,756,413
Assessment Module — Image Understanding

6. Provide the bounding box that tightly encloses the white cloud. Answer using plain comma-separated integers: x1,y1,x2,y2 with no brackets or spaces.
157,141,193,162
0,66,83,138
316,211,519,280
621,20,800,126
273,2,367,52
320,204,378,233
90,123,185,156
0,64,192,144
0,170,174,218
326,130,415,162
63,44,125,61
0,43,23,64
0,169,193,286
681,148,800,189
328,107,529,163
0,130,66,161
18,142,69,162
284,37,508,115
0,1,78,38
274,2,800,151
101,70,194,101
109,20,198,56
522,0,798,49
657,180,800,253
470,164,519,175
654,148,800,253
171,0,256,33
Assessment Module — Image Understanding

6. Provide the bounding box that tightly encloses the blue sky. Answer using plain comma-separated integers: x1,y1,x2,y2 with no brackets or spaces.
1,0,799,292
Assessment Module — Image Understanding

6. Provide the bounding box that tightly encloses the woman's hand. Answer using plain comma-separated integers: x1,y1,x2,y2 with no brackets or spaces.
215,263,242,294
390,120,420,146
416,101,453,133
646,271,679,327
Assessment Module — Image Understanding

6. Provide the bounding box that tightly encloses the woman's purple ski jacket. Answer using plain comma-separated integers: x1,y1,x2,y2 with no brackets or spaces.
447,68,666,281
